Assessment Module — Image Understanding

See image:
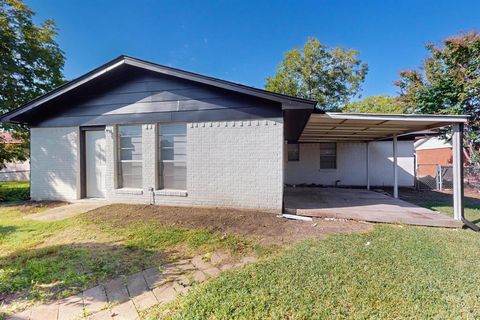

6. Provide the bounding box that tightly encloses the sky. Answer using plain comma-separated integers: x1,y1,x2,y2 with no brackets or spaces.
27,0,480,99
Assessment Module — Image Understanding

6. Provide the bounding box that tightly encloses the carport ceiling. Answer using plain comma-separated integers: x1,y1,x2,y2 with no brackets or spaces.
299,113,469,142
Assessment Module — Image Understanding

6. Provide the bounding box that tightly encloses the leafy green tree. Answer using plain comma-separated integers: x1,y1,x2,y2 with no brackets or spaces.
395,32,480,165
0,0,65,168
265,37,368,111
342,95,409,114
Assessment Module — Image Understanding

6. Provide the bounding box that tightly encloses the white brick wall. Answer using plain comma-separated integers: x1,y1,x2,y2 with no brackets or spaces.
285,141,415,187
101,119,284,211
30,127,80,200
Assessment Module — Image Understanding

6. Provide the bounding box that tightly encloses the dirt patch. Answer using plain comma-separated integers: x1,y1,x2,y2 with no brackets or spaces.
83,204,372,245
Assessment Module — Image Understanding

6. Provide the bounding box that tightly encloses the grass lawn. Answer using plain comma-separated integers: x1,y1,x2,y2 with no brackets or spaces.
149,225,480,320
0,201,253,318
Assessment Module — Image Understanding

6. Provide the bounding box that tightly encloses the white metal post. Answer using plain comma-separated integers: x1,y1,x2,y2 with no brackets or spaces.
452,123,464,221
366,142,370,190
393,134,398,198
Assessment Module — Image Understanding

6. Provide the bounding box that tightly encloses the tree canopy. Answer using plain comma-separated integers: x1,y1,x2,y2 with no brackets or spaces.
395,31,480,163
0,0,65,167
265,37,368,111
342,95,409,114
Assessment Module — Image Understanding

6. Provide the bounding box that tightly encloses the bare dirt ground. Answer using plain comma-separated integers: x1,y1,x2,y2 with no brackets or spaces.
84,204,372,245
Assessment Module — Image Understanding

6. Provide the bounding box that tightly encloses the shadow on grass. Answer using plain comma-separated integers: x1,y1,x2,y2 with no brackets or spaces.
0,242,163,310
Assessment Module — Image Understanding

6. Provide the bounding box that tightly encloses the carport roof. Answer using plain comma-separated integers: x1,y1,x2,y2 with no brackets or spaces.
299,112,469,142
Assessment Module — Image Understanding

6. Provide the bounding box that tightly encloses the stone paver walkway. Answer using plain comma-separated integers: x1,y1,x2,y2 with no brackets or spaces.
7,251,257,320
24,200,110,222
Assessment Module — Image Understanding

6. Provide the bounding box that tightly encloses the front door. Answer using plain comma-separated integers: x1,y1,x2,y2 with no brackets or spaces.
85,130,106,198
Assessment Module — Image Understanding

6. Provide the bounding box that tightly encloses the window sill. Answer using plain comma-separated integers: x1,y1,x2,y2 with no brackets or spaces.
155,189,188,197
115,188,143,195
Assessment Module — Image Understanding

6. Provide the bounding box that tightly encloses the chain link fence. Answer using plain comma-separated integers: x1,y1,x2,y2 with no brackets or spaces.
416,164,479,190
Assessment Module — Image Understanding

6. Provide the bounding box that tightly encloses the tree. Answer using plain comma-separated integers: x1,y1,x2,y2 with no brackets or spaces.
395,32,480,166
342,95,409,114
0,0,65,168
265,37,368,111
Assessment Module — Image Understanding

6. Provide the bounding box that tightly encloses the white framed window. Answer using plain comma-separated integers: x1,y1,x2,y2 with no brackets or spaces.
320,142,336,169
118,125,142,188
159,123,186,190
287,143,300,161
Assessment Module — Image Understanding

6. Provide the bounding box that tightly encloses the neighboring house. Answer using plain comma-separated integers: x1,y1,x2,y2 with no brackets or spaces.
0,132,30,181
415,135,452,177
0,56,468,212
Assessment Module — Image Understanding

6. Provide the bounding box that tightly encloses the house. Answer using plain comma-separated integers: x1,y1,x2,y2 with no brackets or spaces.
0,132,30,181
0,56,468,222
415,135,452,177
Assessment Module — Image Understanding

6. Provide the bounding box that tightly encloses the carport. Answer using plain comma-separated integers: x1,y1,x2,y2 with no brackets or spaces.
286,112,469,226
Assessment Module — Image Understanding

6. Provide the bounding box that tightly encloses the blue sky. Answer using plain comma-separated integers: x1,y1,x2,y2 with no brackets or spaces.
28,0,480,98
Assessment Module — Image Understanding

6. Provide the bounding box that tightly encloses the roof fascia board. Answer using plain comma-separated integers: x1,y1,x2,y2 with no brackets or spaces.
324,112,469,123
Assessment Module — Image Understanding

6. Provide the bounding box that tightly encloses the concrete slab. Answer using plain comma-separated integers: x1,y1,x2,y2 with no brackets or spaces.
152,282,177,305
126,272,148,297
57,294,84,320
104,278,129,304
83,285,108,314
131,291,158,311
25,200,109,221
29,302,59,320
285,187,463,228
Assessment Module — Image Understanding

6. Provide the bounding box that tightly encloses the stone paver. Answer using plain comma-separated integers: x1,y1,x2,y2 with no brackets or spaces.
203,267,221,278
110,301,138,320
83,285,108,314
142,267,165,289
131,291,158,311
86,308,111,320
191,270,207,283
57,294,84,320
152,282,177,305
191,255,213,270
7,309,31,320
8,250,259,320
25,201,109,222
126,273,148,297
104,278,129,304
30,302,59,320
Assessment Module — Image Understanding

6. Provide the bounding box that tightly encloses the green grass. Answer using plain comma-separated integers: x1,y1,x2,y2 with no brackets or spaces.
0,203,253,317
0,181,29,202
153,225,480,320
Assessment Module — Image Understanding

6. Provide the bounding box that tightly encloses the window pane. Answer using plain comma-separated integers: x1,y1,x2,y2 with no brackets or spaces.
119,125,142,136
160,162,186,189
119,162,142,188
320,143,336,169
288,143,299,161
158,123,187,190
120,149,142,161
160,123,186,136
118,125,142,188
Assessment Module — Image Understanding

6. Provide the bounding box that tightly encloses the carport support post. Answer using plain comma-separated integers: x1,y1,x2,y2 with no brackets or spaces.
452,123,464,221
366,142,370,190
393,134,398,198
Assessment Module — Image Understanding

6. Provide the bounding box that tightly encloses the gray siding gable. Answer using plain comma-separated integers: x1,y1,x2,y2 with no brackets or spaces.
29,69,282,127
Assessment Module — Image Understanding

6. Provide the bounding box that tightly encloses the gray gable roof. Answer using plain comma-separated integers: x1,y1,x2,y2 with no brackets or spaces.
0,55,316,124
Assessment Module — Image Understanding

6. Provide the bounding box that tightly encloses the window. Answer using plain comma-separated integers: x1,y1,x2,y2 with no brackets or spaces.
287,143,300,161
159,123,186,190
320,142,336,169
118,125,142,188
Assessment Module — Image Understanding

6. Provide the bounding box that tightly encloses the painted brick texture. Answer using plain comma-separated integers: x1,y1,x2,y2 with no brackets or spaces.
30,127,80,200
97,119,284,210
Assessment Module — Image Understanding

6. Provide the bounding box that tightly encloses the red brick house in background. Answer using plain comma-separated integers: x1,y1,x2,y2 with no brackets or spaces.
415,135,452,177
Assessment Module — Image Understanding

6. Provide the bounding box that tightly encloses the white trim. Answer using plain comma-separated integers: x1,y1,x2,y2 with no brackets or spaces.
324,112,469,123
